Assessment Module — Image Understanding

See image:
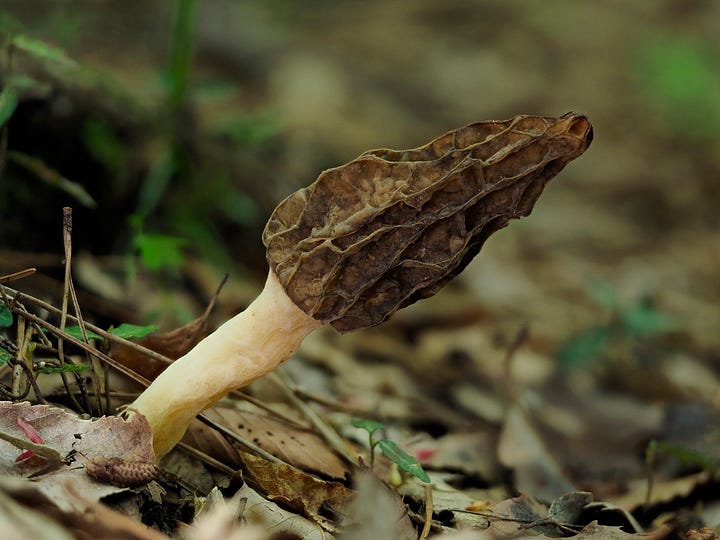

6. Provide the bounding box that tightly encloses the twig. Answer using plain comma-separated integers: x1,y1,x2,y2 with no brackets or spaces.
0,268,36,284
176,441,237,476
419,482,434,540
57,207,88,413
269,369,357,465
230,390,309,430
196,413,290,466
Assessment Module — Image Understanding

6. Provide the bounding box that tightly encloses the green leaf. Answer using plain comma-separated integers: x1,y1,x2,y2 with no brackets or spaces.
620,299,673,337
377,439,431,483
110,323,158,340
556,324,613,369
352,419,386,436
36,363,90,375
586,278,618,311
11,35,76,66
0,86,19,127
649,440,717,474
135,233,186,271
64,326,103,341
0,348,11,366
0,305,13,327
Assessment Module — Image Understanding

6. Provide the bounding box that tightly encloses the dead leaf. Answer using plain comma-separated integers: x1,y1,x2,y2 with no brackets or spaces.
239,452,353,532
203,403,349,480
233,481,335,539
0,401,154,510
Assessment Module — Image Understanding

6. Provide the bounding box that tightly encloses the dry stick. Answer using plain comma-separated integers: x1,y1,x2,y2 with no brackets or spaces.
268,369,357,465
195,413,288,466
0,268,37,284
12,319,34,400
64,208,104,414
57,208,87,413
232,390,309,430
69,276,106,415
176,441,236,476
419,483,434,540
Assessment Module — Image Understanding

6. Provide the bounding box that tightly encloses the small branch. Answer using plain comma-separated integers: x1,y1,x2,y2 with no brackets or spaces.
196,413,289,466
58,207,86,413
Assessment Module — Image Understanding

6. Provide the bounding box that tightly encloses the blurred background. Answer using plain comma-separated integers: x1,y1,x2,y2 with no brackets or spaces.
0,1,718,408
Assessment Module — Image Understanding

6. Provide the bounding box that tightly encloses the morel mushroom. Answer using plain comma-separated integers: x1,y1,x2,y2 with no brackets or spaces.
131,112,593,458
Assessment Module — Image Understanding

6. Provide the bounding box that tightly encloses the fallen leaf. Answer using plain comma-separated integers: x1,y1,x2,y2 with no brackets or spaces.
203,403,349,480
239,452,353,532
0,401,155,511
234,481,335,539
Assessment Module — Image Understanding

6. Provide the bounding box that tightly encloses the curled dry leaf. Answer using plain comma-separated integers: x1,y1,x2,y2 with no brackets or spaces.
264,112,592,331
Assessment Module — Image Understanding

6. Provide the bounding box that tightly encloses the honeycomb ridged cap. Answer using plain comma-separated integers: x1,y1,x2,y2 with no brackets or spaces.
263,112,593,332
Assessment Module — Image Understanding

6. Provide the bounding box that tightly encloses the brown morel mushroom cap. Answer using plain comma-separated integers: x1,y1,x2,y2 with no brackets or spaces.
264,112,593,332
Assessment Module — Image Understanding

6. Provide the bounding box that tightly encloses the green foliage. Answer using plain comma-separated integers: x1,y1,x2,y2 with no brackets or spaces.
0,347,10,366
0,305,12,327
65,322,158,342
352,418,431,484
36,363,90,375
83,117,127,178
556,325,613,368
376,440,431,484
63,326,103,341
110,323,159,339
134,231,187,272
352,418,386,437
0,85,18,127
10,34,76,66
648,440,718,475
557,280,673,369
636,35,720,139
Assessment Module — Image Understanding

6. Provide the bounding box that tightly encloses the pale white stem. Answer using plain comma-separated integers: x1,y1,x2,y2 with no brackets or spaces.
131,270,322,459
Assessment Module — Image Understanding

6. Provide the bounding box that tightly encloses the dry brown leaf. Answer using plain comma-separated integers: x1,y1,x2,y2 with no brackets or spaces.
233,482,335,540
0,401,154,510
239,452,353,532
203,403,349,480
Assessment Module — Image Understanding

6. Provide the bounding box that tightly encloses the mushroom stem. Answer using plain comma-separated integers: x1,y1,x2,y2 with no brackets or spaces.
131,270,321,459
